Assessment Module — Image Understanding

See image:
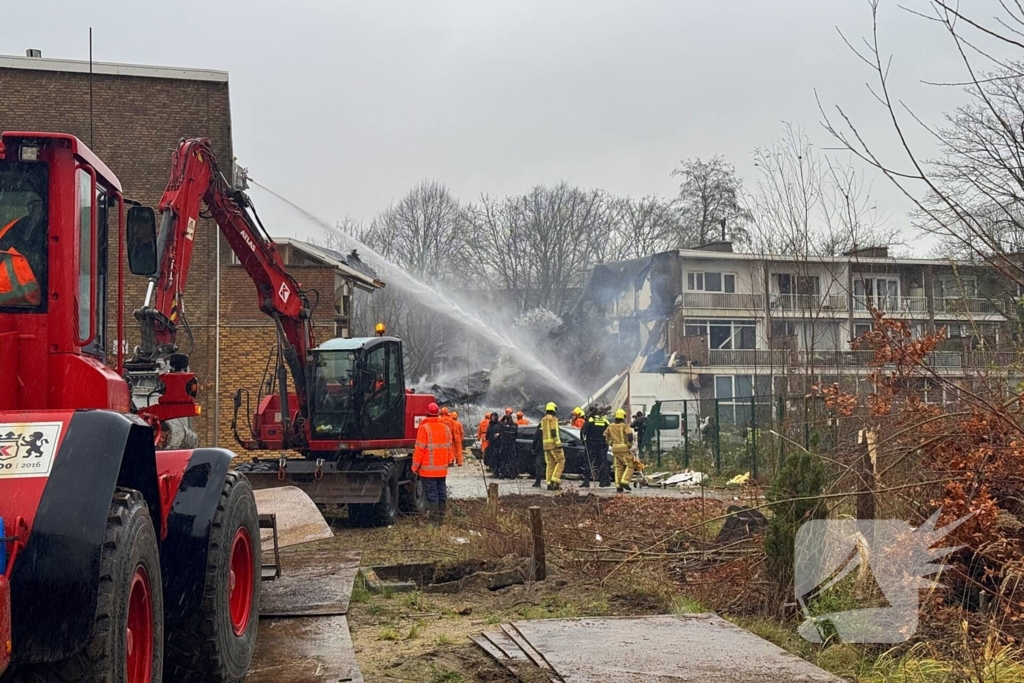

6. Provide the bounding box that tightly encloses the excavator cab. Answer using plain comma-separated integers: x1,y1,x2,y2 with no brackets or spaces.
310,336,406,442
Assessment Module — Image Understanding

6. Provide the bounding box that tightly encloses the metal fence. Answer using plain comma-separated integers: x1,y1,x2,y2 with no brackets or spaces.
640,396,845,481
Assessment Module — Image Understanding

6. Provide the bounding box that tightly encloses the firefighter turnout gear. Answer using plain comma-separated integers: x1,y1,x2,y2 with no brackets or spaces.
540,412,565,488
605,418,635,491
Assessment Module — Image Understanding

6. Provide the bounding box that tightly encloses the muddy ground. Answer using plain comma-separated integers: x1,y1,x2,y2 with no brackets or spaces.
286,492,739,682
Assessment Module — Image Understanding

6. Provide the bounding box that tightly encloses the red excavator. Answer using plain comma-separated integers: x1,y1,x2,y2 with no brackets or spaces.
0,132,261,681
126,137,435,526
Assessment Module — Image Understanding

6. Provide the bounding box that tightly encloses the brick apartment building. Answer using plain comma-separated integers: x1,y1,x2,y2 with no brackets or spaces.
0,51,383,448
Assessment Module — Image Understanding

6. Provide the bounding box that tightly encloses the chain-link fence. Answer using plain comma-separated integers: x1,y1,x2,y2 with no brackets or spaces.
640,396,850,481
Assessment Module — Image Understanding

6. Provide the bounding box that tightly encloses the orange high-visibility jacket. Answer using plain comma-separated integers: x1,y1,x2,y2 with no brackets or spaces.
0,219,40,306
477,417,490,453
571,417,585,429
516,418,530,426
413,417,453,478
450,418,465,466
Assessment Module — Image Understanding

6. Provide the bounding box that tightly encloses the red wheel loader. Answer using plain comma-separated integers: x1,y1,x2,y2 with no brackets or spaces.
0,132,261,682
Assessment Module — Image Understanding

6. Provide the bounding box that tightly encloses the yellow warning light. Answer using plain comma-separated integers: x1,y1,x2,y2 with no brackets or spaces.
375,323,386,336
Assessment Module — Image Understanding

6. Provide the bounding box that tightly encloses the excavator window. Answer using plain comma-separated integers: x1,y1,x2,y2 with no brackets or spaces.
0,160,49,311
312,350,357,437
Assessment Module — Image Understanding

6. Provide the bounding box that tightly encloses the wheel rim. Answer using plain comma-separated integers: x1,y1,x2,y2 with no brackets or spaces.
228,527,254,636
126,566,153,683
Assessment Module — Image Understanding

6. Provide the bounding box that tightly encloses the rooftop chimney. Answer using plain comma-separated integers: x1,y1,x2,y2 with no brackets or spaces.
25,49,42,58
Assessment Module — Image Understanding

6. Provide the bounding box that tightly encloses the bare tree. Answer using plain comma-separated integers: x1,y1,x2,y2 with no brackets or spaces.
353,181,471,378
672,155,752,247
465,183,617,315
609,195,680,260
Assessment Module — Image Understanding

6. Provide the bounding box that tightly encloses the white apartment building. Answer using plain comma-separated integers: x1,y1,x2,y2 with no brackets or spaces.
581,243,1018,425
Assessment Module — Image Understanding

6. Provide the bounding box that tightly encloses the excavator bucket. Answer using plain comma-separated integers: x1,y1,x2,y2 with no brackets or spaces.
251,485,331,548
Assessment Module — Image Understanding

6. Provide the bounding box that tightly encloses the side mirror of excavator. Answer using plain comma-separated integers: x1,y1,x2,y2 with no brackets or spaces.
126,206,158,276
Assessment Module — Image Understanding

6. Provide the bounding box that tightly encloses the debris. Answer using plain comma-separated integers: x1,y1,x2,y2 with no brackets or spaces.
714,505,769,544
727,471,751,486
451,537,469,544
663,470,708,487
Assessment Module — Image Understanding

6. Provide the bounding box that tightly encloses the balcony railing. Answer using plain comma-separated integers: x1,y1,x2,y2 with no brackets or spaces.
771,293,848,312
935,297,1005,315
681,292,763,310
853,296,929,315
964,351,1020,367
707,349,790,366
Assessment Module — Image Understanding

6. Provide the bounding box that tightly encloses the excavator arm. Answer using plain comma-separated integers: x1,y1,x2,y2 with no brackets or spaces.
130,138,313,446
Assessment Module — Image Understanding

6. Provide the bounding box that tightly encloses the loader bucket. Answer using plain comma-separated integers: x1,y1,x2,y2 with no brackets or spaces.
253,486,332,552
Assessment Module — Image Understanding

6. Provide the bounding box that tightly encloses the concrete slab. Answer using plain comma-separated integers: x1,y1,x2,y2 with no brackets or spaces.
502,623,555,672
260,548,361,617
254,486,333,553
248,615,363,683
512,614,841,683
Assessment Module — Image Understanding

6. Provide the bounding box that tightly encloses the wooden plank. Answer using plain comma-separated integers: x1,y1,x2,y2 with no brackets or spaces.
248,615,362,683
260,548,361,617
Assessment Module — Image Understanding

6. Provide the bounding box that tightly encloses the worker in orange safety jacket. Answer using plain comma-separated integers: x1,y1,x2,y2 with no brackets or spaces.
516,411,529,426
449,411,465,466
477,414,491,462
570,407,585,429
0,197,46,307
413,402,454,522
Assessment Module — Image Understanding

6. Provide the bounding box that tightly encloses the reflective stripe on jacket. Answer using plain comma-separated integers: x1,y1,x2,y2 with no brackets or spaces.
413,417,453,478
0,219,40,307
605,422,634,454
541,414,561,451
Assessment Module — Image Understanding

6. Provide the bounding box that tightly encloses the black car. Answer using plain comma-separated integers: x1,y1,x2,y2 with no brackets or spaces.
515,424,607,479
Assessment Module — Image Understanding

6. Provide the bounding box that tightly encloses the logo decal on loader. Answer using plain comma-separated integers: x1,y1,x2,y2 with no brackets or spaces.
0,422,62,477
278,282,290,304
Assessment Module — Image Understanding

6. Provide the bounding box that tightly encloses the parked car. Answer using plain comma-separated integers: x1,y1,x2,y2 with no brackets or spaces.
515,425,611,479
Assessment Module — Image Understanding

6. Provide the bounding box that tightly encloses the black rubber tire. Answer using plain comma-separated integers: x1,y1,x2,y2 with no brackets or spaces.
163,472,260,683
21,489,164,683
350,465,399,527
399,475,427,515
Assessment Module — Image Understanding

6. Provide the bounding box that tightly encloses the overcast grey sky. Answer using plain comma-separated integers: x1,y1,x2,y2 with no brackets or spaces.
1,1,990,250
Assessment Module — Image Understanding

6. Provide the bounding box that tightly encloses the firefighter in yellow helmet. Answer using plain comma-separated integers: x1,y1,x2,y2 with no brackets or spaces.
540,402,565,490
605,408,636,492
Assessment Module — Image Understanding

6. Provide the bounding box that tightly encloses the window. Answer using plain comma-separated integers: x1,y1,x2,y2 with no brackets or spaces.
77,169,94,343
939,278,977,299
658,414,680,430
0,160,49,311
855,277,899,311
715,375,759,425
364,345,388,420
687,271,736,293
771,321,795,338
684,319,756,349
853,323,872,339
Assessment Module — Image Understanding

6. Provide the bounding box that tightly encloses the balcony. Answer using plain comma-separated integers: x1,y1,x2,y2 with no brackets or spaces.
771,293,848,313
935,297,1004,316
681,292,763,310
795,350,962,368
964,351,1020,367
853,296,929,316
707,349,790,366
